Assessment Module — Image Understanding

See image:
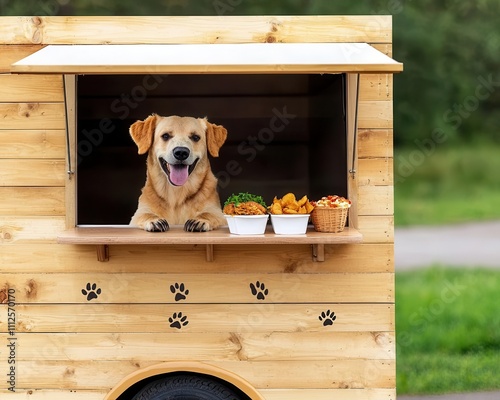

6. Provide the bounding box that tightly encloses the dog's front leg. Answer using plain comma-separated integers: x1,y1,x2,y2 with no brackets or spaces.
184,209,225,232
184,218,210,232
131,212,169,232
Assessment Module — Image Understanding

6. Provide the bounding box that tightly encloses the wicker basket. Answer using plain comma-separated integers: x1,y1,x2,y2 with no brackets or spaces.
311,207,349,233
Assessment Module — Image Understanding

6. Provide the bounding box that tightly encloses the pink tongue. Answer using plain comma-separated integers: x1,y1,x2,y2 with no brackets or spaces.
170,164,189,186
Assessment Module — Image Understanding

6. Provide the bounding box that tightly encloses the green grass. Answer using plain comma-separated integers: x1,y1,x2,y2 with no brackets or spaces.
394,142,500,226
396,266,500,395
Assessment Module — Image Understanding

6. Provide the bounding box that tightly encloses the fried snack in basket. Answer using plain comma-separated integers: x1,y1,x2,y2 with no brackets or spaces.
311,195,351,209
311,195,351,232
268,193,314,215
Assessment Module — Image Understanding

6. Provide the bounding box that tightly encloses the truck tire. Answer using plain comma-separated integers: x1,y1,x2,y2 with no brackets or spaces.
131,374,247,400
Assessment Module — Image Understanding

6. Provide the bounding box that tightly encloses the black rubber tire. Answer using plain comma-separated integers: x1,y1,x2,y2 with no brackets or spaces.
131,374,245,400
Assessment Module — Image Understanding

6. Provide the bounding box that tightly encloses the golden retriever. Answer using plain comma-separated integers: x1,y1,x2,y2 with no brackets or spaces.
129,114,227,232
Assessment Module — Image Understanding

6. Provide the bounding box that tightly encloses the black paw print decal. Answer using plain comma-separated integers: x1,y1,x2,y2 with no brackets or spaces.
319,310,337,326
81,283,101,301
170,283,189,302
250,281,268,300
169,312,189,329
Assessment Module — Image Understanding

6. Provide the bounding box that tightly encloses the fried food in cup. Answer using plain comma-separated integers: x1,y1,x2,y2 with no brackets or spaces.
268,193,314,214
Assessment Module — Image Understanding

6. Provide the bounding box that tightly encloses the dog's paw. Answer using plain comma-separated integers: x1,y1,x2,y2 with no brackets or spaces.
184,219,210,232
145,219,169,232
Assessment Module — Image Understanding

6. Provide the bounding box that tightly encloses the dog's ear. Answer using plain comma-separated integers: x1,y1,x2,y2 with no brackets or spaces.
129,114,157,154
205,120,228,157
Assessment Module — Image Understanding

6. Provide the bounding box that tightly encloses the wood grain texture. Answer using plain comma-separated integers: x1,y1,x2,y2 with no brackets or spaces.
358,185,394,215
0,16,394,45
262,388,396,400
358,101,393,129
11,332,394,361
0,187,64,216
0,74,63,102
0,159,65,186
57,226,362,245
0,390,106,400
0,103,65,129
0,130,65,158
0,217,65,243
358,158,394,186
0,44,43,72
3,272,394,304
11,304,394,333
5,359,395,390
358,216,394,244
359,74,393,101
0,15,397,398
0,388,396,400
358,129,394,159
0,243,394,273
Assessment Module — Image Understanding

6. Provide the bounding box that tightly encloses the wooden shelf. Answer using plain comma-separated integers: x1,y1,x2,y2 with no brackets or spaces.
58,225,363,262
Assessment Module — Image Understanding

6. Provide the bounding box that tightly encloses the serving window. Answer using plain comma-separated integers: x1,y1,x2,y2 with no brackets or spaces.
76,73,347,225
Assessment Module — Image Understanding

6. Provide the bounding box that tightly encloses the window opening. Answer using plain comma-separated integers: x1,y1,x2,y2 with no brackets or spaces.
75,74,347,225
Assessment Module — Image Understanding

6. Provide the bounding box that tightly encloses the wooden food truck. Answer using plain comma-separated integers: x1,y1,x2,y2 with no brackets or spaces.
1,16,402,400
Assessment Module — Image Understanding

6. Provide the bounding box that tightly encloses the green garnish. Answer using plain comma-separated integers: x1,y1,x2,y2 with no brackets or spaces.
224,192,267,208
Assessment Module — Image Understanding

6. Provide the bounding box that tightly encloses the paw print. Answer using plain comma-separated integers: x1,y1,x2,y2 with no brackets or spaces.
170,283,189,301
169,312,189,329
250,281,268,300
81,283,101,301
319,310,337,326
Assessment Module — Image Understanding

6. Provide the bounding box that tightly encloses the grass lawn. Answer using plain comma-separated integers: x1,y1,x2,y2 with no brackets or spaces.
396,266,500,395
394,142,500,226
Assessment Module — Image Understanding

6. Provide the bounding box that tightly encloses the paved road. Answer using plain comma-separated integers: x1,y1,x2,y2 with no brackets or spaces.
395,221,500,400
395,220,500,270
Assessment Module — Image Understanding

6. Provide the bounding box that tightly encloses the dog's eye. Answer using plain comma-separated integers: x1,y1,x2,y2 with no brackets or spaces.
191,134,201,142
162,133,172,141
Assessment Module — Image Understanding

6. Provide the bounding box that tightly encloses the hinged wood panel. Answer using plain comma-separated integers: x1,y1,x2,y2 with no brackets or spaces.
11,43,402,74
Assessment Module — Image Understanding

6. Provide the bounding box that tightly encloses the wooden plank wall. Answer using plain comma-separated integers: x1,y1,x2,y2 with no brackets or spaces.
0,16,395,400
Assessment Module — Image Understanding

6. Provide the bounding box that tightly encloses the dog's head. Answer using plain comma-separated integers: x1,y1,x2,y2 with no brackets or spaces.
130,114,227,186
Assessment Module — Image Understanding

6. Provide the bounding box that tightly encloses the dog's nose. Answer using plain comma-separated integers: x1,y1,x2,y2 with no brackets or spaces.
173,146,190,161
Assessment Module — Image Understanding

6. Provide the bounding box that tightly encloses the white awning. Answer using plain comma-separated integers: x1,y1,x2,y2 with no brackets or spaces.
11,43,403,74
